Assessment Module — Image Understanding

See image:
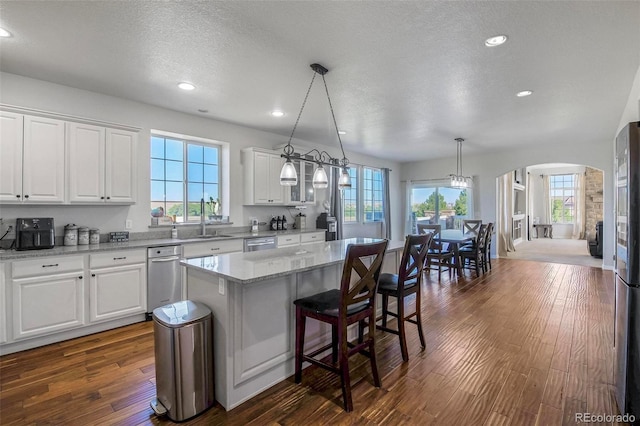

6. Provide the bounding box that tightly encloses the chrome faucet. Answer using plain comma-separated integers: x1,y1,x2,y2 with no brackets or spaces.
200,198,207,236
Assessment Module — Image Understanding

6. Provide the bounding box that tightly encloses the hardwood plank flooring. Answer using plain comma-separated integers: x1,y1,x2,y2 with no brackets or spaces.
1,259,627,425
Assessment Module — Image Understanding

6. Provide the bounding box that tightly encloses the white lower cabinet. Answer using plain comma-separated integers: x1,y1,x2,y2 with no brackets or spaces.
277,234,300,248
300,231,325,245
183,239,243,258
89,250,146,323
11,255,85,340
0,263,6,344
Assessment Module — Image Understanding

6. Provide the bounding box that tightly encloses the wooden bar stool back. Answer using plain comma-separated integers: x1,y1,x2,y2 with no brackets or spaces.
293,240,388,412
376,233,432,361
459,224,489,277
417,223,454,280
462,219,482,235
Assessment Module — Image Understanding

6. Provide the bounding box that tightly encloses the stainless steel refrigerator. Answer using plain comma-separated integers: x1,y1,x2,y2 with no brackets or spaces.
614,121,640,420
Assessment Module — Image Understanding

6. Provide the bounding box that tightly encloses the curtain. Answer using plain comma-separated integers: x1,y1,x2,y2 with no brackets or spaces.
572,172,586,239
542,175,551,224
330,167,343,240
498,173,515,256
404,180,415,236
382,168,392,239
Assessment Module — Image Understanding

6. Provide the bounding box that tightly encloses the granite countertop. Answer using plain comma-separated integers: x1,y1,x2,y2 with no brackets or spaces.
182,238,404,284
0,228,326,261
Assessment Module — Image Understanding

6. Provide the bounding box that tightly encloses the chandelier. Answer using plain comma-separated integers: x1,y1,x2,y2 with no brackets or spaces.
279,63,351,189
449,137,471,188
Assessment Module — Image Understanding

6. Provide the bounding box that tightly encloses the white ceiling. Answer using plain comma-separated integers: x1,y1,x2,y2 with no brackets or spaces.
0,1,638,162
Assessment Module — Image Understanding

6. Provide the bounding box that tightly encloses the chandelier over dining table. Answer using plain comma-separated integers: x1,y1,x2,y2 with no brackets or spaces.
449,137,471,188
279,63,351,190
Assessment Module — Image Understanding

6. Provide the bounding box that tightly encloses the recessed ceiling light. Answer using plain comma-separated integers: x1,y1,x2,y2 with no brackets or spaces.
271,110,285,117
338,131,347,135
178,82,195,91
0,28,12,38
485,35,507,47
516,90,533,97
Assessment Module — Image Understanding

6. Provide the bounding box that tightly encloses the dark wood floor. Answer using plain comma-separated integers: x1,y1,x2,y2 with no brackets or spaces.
1,259,626,425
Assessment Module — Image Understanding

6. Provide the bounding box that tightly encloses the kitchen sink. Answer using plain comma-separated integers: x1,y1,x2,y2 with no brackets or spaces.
181,234,234,240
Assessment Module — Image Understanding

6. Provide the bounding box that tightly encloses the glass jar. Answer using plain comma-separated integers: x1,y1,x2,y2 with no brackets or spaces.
78,227,90,245
90,228,100,245
64,224,78,246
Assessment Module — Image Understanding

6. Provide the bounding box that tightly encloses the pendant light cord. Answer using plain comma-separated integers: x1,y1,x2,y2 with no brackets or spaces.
283,72,317,157
321,74,348,166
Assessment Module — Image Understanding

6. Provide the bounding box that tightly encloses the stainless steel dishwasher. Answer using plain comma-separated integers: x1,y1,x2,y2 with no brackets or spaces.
147,245,183,320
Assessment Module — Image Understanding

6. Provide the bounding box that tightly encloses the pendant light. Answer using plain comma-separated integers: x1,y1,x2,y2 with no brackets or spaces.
279,63,351,189
449,138,471,188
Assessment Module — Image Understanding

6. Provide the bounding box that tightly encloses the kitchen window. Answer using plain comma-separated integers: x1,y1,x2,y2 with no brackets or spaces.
150,134,222,223
550,174,575,224
341,166,385,223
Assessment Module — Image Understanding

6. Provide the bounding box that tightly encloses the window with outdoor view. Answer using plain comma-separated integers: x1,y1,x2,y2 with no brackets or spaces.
550,174,575,223
409,184,472,232
151,135,221,223
363,167,383,222
342,167,358,222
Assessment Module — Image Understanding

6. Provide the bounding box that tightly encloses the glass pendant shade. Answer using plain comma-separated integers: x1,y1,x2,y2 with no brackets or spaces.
338,168,351,189
280,160,298,186
312,165,329,189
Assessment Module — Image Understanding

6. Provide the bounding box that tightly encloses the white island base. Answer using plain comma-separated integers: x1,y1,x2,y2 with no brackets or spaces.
183,239,403,410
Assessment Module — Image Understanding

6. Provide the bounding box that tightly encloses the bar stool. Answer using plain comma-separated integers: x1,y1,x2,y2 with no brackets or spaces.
418,224,455,280
293,240,388,412
376,233,432,362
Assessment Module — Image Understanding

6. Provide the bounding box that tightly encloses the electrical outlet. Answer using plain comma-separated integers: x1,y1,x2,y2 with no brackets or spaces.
125,220,133,229
218,279,225,295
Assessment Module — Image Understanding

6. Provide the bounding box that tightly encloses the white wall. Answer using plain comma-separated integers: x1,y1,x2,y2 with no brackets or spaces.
0,72,403,240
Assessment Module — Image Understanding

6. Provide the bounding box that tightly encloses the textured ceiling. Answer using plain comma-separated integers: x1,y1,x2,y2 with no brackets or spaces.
0,1,639,162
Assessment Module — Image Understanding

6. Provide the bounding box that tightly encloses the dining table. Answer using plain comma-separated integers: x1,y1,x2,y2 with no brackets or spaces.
439,229,476,276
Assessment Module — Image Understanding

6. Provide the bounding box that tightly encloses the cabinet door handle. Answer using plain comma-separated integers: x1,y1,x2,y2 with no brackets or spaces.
106,196,111,200
78,276,83,279
42,263,59,268
211,248,220,251
16,194,20,198
24,194,29,198
113,256,127,260
101,196,105,200
91,273,96,277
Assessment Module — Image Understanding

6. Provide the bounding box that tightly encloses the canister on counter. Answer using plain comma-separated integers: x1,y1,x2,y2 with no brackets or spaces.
78,227,89,245
90,228,100,245
64,224,78,246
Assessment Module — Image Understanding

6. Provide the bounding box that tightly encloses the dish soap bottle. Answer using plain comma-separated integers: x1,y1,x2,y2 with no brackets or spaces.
171,225,178,239
282,215,288,230
270,216,277,231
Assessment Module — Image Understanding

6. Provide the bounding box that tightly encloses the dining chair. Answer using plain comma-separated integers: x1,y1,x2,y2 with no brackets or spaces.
375,233,432,362
459,224,488,277
417,223,454,280
482,222,494,272
462,219,482,235
293,240,388,412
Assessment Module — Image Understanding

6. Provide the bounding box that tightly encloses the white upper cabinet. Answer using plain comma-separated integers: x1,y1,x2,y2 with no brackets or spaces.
284,159,316,205
67,123,137,204
0,112,24,202
243,148,284,205
0,113,66,203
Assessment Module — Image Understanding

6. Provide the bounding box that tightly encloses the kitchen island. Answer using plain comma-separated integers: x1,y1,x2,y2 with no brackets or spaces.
181,238,404,410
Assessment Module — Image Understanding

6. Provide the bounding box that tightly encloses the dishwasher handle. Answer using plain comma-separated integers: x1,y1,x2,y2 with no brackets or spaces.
149,256,181,263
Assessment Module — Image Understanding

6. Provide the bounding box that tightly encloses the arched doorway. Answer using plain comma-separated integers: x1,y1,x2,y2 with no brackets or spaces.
496,163,604,268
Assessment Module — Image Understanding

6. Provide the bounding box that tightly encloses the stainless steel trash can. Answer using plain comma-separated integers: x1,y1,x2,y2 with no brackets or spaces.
150,300,214,422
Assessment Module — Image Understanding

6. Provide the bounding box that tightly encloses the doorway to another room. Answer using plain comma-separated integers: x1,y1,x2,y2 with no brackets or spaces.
497,163,604,268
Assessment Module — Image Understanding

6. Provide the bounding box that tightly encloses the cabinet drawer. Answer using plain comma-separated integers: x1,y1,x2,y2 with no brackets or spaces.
90,249,146,268
183,239,243,258
12,255,84,279
300,232,324,244
277,234,300,247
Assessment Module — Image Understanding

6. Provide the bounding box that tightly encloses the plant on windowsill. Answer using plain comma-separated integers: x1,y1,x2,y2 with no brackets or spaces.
207,197,222,221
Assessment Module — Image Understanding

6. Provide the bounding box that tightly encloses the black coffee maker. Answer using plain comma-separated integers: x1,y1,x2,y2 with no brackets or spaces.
316,213,337,241
15,218,55,250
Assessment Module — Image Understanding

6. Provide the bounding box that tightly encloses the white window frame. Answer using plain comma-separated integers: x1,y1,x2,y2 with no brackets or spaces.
150,130,229,223
549,174,575,224
342,165,386,224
